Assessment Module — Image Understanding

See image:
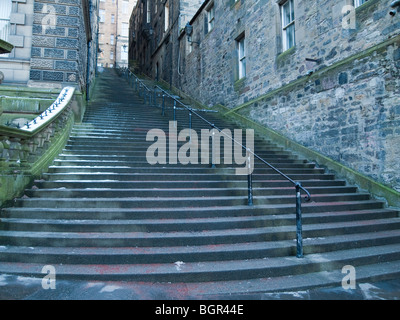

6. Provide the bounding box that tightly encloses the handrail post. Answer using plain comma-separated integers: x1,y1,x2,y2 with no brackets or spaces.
295,183,304,258
247,149,254,206
173,100,176,123
211,124,216,168
189,110,192,143
247,173,253,206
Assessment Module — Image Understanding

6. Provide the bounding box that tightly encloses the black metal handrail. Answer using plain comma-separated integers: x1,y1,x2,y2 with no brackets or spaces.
120,68,311,258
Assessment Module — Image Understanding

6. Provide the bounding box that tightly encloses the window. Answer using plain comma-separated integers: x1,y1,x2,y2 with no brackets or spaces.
281,0,295,52
206,4,215,33
110,34,114,45
147,3,151,24
110,51,114,60
354,0,368,8
99,9,105,23
0,0,12,43
164,3,169,32
122,23,129,37
121,46,128,61
123,0,129,13
111,14,115,24
236,35,246,79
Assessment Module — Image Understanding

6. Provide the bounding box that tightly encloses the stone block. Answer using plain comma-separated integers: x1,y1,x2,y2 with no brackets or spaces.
55,60,77,71
66,72,77,82
8,35,24,48
67,50,77,60
31,47,42,57
10,13,26,25
44,48,65,59
42,71,64,82
32,35,55,48
68,28,78,38
30,70,42,81
45,27,66,36
31,58,54,69
56,37,78,49
57,16,79,27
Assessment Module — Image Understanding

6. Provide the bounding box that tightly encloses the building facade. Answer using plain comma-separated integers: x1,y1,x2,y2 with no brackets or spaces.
129,0,204,80
98,0,137,68
130,0,400,195
0,0,99,96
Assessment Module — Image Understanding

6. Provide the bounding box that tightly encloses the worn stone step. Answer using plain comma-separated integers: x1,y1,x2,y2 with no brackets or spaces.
0,244,398,282
52,159,316,169
1,218,400,248
46,166,326,175
2,202,388,220
1,209,398,234
1,230,399,265
42,172,336,182
13,193,372,209
24,186,357,199
32,179,347,190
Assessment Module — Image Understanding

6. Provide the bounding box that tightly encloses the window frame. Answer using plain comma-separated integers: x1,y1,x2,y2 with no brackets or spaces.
281,0,295,52
164,2,169,32
0,0,12,43
236,35,246,80
206,3,215,33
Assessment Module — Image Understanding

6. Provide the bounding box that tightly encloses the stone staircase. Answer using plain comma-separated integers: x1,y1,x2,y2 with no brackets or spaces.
0,69,399,296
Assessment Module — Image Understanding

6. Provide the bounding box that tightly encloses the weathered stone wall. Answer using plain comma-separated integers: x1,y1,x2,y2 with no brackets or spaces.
30,0,98,93
129,0,205,82
236,38,400,193
173,0,400,193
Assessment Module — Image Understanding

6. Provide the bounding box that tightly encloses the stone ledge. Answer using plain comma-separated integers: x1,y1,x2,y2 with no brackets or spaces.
0,40,14,54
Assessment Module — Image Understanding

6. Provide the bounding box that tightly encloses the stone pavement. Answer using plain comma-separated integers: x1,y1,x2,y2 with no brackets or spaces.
1,274,399,300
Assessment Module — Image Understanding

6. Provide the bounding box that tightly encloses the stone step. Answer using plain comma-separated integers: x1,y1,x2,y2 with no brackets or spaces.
0,244,398,282
46,166,326,175
42,172,336,181
1,218,399,248
2,69,399,292
1,230,399,265
52,159,316,169
2,202,388,220
31,179,348,190
24,186,357,199
13,193,372,208
1,210,398,234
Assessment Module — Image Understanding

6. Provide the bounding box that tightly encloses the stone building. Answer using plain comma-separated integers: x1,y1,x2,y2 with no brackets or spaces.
129,0,204,80
98,0,137,68
0,0,99,97
130,0,400,199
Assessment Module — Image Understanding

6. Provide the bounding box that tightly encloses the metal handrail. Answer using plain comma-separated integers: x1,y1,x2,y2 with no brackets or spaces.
120,68,311,258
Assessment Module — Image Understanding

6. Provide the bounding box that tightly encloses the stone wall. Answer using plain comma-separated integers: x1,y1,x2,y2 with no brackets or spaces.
171,0,400,194
236,37,400,193
129,0,205,82
29,0,98,93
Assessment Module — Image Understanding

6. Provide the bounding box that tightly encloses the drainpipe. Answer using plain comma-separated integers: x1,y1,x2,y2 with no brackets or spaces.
86,0,92,101
86,40,92,101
